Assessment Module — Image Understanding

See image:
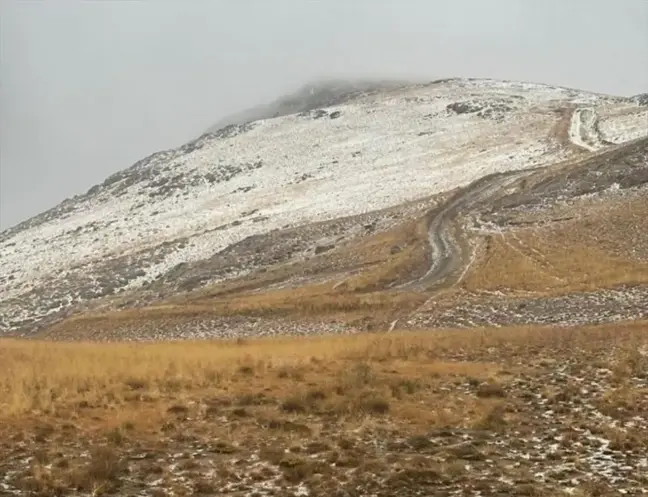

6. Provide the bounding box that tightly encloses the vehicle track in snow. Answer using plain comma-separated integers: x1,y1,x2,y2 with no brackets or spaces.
399,106,621,294
395,168,539,292
568,107,614,152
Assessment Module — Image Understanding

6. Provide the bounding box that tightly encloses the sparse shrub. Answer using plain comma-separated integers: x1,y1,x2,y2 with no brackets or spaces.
513,483,544,496
349,362,374,387
237,392,272,406
231,407,248,417
87,447,125,481
177,459,200,471
472,402,507,431
193,479,216,494
204,405,220,418
18,463,67,496
575,479,617,497
597,386,646,419
560,428,580,447
466,377,481,387
612,347,646,382
105,427,126,446
605,427,637,451
166,404,189,415
123,377,148,391
279,454,313,483
212,440,237,454
276,365,305,381
390,378,423,398
386,466,446,487
304,440,331,454
161,377,186,393
305,389,327,402
65,446,126,494
265,419,312,435
280,395,307,414
475,382,507,398
203,368,222,384
337,438,354,450
444,461,468,479
237,365,254,376
359,393,390,415
279,454,325,483
259,445,285,465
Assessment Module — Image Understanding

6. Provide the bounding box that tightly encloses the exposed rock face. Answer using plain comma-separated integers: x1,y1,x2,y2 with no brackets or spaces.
630,92,648,106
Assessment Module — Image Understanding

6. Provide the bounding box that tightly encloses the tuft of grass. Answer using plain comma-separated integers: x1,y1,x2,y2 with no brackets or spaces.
472,401,508,431
61,446,127,495
280,395,308,414
475,381,507,398
358,394,390,415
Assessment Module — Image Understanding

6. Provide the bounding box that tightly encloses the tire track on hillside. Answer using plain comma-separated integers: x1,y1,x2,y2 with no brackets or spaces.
395,168,540,293
399,107,618,293
568,107,614,152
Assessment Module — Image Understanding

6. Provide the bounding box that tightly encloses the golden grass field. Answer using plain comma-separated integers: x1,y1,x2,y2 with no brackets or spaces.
1,321,647,496
2,321,646,422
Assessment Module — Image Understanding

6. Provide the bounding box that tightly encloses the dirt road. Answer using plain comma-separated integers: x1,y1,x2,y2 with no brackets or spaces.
399,107,620,293
396,168,538,292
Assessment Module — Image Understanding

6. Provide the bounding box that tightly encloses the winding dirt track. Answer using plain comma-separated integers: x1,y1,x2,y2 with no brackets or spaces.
398,107,615,293
395,168,538,292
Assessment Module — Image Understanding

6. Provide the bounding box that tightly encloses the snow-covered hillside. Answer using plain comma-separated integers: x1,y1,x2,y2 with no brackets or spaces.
0,78,645,334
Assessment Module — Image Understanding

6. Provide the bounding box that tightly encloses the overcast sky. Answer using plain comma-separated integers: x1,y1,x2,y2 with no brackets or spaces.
1,0,647,230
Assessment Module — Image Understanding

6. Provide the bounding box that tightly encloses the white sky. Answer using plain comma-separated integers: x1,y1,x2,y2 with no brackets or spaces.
1,0,647,229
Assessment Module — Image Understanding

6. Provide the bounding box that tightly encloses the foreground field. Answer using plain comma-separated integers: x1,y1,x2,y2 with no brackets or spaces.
2,322,647,496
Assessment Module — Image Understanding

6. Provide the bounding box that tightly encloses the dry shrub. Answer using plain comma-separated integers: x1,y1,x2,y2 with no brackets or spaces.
472,401,508,431
62,446,127,495
475,382,507,398
0,320,646,426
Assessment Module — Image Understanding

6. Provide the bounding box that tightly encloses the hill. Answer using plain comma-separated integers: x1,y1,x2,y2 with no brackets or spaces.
1,77,647,496
1,77,646,339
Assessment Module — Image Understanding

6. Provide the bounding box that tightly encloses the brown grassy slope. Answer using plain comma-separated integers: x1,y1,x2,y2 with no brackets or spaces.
40,207,435,338
461,192,648,295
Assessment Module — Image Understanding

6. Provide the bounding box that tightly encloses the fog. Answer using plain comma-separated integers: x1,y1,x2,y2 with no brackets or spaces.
1,0,647,230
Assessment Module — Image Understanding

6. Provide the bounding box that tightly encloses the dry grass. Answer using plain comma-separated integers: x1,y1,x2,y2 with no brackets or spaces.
462,194,648,295
463,233,648,295
42,289,429,340
0,329,489,419
336,216,431,292
37,156,648,339
2,321,645,420
2,320,647,495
